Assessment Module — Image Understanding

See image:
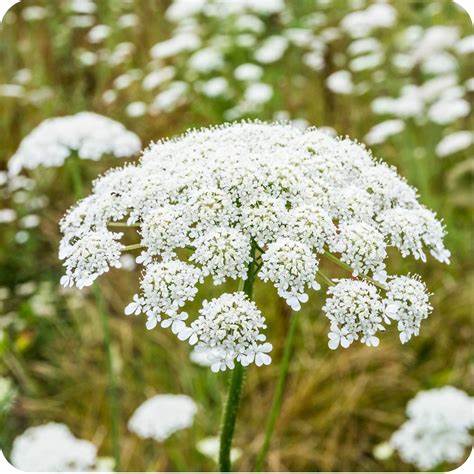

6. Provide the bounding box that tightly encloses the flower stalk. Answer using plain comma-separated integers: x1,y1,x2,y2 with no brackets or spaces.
219,248,256,471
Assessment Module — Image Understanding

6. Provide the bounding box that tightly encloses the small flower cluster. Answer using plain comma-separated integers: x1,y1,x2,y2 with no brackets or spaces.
179,292,271,373
323,275,432,350
59,122,449,368
125,260,201,331
11,422,98,472
390,386,474,470
128,394,197,442
9,112,141,174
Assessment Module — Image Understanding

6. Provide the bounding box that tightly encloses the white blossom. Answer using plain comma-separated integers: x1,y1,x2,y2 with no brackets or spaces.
59,230,123,289
384,275,432,343
260,238,320,311
9,112,141,175
436,131,474,157
179,292,270,372
191,227,252,284
332,222,387,282
128,394,197,442
11,423,97,472
391,386,474,470
59,122,449,361
125,260,201,330
323,280,385,349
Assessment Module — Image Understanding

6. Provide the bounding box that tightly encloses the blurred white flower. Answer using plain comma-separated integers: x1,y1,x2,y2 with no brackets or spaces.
254,35,288,63
391,386,474,470
87,24,111,44
364,120,405,145
243,82,273,105
428,98,470,124
126,101,147,118
197,436,242,463
128,394,197,442
9,112,141,174
188,47,224,73
11,422,97,472
234,63,263,82
326,70,353,94
436,131,474,157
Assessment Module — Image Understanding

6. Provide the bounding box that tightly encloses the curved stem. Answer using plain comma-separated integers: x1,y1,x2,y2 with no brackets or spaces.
219,248,256,471
254,311,299,472
66,157,121,471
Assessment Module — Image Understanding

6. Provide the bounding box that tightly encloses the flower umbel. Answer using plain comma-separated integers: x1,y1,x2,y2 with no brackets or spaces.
59,122,449,364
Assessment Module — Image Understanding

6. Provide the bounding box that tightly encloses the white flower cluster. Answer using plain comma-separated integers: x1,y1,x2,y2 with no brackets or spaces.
9,112,141,174
125,259,201,330
128,394,197,442
59,122,448,366
384,276,432,344
260,239,320,311
323,280,385,349
323,274,432,350
179,292,271,372
390,386,474,470
59,230,124,289
11,422,97,472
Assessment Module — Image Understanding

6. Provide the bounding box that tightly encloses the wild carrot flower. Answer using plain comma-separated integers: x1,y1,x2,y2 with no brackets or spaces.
128,394,197,442
390,386,474,469
8,112,141,174
59,122,449,367
11,422,97,472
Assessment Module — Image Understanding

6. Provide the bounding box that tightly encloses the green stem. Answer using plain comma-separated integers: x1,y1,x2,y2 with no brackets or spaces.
66,156,121,471
323,251,387,290
219,248,256,472
66,155,84,198
254,311,299,472
123,243,145,251
317,270,334,287
108,222,140,228
93,284,121,471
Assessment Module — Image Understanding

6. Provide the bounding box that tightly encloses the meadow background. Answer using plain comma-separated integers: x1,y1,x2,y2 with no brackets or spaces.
0,0,473,471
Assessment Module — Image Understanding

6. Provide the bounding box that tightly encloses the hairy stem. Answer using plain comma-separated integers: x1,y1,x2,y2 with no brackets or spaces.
219,249,256,471
66,157,121,470
254,311,299,471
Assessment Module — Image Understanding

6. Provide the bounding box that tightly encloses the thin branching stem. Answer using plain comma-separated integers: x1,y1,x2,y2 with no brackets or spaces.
317,270,335,287
107,222,140,228
123,243,145,251
323,251,387,290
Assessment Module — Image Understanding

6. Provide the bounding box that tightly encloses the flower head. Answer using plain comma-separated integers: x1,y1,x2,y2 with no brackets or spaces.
11,422,97,472
323,279,385,349
179,292,270,372
128,394,197,442
390,386,474,470
59,122,449,364
9,112,141,174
